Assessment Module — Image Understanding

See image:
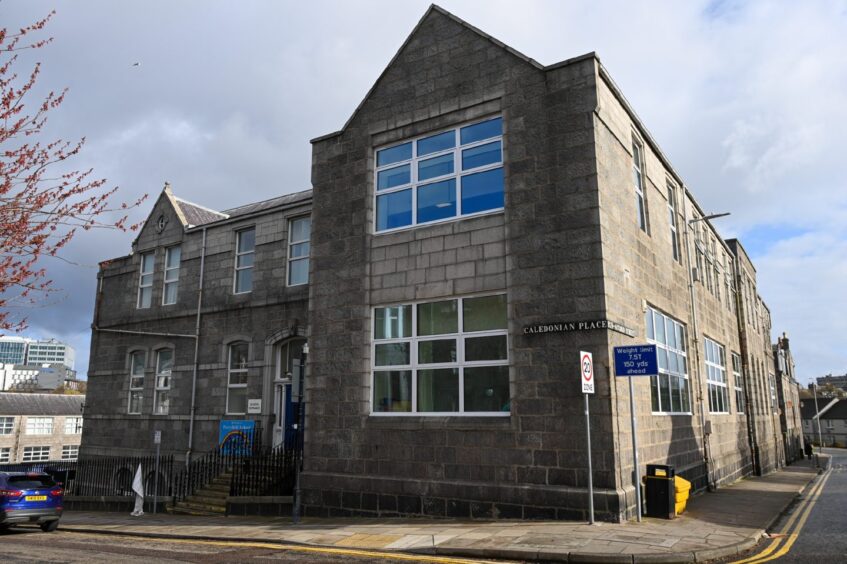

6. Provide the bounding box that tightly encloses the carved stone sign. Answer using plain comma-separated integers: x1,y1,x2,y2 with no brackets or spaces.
523,319,635,338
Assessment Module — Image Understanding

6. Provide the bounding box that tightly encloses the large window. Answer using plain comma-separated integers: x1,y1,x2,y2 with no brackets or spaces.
64,416,82,434
632,137,647,232
163,245,181,305
375,117,504,232
26,417,53,435
62,445,79,461
22,446,50,462
137,251,154,308
154,349,173,415
667,182,680,262
372,294,509,415
732,353,744,414
646,307,690,414
128,351,146,414
234,228,255,294
288,217,311,286
769,373,777,411
0,416,13,435
227,342,249,414
705,338,729,413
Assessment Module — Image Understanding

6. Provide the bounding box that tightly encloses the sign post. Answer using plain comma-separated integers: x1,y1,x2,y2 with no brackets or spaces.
613,345,658,523
580,351,595,524
153,429,161,515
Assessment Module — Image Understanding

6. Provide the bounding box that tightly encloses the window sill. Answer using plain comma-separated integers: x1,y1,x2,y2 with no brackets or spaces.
374,208,504,236
650,412,693,416
366,414,512,431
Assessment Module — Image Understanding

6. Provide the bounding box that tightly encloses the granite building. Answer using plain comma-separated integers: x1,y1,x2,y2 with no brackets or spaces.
84,6,803,522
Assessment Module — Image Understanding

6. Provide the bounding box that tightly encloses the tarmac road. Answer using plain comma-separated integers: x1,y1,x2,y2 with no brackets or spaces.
724,447,846,564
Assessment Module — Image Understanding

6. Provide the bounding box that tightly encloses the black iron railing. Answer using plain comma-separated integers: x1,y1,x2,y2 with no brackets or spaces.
230,445,296,497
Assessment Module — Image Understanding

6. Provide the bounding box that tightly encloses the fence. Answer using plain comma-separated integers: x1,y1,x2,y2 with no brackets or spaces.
230,445,297,497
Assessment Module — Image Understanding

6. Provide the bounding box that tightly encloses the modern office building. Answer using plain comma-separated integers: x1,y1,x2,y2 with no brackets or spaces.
84,6,803,522
0,363,79,392
0,336,75,370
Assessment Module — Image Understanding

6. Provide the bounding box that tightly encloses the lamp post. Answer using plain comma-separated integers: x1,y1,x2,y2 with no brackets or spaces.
812,383,823,453
684,211,730,490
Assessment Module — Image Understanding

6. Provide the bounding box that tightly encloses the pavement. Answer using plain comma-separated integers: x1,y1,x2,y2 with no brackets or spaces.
57,458,826,564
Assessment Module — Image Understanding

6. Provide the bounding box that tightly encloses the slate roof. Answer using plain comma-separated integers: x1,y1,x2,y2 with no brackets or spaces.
173,197,229,227
221,189,312,219
800,397,846,420
0,392,84,416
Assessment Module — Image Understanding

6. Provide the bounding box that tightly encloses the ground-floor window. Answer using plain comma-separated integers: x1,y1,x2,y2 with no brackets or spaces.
62,445,79,460
372,293,509,415
227,342,249,414
705,338,729,413
22,445,51,462
646,307,690,413
0,447,10,463
154,349,173,415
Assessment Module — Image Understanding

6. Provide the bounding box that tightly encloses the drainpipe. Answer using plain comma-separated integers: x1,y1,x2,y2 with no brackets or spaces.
682,205,712,490
186,227,208,467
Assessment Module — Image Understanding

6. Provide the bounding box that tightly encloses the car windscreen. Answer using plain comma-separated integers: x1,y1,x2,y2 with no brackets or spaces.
7,475,56,489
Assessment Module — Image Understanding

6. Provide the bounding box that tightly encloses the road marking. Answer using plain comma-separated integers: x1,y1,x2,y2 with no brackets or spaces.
729,468,833,564
61,532,509,564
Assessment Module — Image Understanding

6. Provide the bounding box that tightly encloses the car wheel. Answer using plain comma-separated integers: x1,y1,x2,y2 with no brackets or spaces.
40,520,59,532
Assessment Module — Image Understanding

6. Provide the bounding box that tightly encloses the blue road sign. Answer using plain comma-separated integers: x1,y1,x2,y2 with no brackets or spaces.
613,345,658,377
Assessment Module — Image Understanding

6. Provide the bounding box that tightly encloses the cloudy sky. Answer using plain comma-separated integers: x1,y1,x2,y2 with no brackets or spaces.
4,0,846,384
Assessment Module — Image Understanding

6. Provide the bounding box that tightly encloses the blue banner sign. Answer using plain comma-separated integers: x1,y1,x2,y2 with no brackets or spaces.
218,420,255,454
613,345,658,377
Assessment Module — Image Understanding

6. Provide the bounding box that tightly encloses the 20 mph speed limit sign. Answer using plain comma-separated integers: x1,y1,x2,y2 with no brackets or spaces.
580,351,594,394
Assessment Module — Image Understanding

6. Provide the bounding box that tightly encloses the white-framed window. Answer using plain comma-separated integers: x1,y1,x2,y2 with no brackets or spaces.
61,445,79,461
234,228,255,294
128,350,146,415
22,445,51,462
632,136,648,232
227,342,249,414
26,417,53,435
154,349,173,415
705,338,729,414
0,447,10,463
769,373,777,411
0,416,13,435
646,307,690,414
137,251,155,308
732,353,744,414
667,182,680,262
64,416,83,434
162,245,181,305
372,294,509,415
287,216,311,286
374,117,504,233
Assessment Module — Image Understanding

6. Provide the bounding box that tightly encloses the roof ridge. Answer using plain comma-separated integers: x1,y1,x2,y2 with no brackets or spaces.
173,196,229,218
221,188,313,214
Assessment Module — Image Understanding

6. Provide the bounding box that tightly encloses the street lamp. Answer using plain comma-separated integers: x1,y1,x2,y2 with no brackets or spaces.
683,210,731,490
812,383,823,453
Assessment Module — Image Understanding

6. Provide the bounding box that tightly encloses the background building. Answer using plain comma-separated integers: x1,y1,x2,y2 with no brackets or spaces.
801,398,847,448
0,336,75,370
0,364,79,392
0,393,84,463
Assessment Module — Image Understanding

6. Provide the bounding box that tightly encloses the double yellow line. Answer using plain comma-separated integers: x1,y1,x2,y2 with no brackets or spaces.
729,468,833,563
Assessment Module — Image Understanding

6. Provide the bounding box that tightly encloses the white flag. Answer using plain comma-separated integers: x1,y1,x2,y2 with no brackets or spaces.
132,463,144,497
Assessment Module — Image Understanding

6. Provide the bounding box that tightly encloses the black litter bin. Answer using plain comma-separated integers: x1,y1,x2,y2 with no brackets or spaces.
644,464,675,519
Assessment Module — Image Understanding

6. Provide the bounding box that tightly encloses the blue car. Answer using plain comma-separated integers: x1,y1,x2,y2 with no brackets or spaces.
0,472,63,532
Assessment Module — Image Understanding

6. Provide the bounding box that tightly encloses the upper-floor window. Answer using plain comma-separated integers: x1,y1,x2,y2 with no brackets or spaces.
26,416,53,435
137,252,154,308
227,342,249,414
288,217,311,286
732,352,744,413
375,117,504,232
646,307,689,414
372,294,509,415
154,349,173,415
163,246,181,305
667,182,680,263
128,350,146,415
769,373,777,411
632,137,647,232
234,228,255,294
64,416,83,434
705,338,729,414
0,416,13,435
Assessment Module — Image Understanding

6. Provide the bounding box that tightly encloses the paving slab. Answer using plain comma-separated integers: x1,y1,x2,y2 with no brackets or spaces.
57,459,819,564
